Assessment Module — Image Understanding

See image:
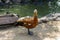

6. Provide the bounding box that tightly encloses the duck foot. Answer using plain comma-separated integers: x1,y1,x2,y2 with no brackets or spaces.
28,29,33,35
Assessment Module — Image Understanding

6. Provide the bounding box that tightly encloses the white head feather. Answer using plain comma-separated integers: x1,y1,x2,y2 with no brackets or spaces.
34,9,37,13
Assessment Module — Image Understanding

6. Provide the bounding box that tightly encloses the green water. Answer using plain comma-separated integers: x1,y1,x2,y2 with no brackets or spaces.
0,4,60,18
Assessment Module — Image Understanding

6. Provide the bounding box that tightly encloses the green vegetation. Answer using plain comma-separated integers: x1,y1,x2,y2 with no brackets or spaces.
0,4,60,18
0,4,49,17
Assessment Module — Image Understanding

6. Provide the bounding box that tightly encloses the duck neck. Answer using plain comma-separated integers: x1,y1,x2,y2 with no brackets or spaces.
33,12,38,21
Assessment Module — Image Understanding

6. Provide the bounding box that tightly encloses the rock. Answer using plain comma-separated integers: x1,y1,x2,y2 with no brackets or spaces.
38,13,60,24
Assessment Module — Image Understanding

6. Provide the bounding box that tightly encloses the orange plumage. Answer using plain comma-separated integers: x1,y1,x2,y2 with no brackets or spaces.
16,9,38,35
17,9,38,29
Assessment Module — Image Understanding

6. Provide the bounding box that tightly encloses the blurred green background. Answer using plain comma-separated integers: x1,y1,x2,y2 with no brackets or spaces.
0,0,60,18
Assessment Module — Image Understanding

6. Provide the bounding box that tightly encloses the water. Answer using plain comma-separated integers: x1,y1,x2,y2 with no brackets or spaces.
0,2,60,17
0,4,50,17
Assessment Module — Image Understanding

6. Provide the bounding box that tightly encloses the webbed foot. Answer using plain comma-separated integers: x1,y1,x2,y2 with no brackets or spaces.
28,29,33,35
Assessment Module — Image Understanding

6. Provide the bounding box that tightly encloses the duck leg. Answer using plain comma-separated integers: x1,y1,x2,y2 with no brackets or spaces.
28,28,33,35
